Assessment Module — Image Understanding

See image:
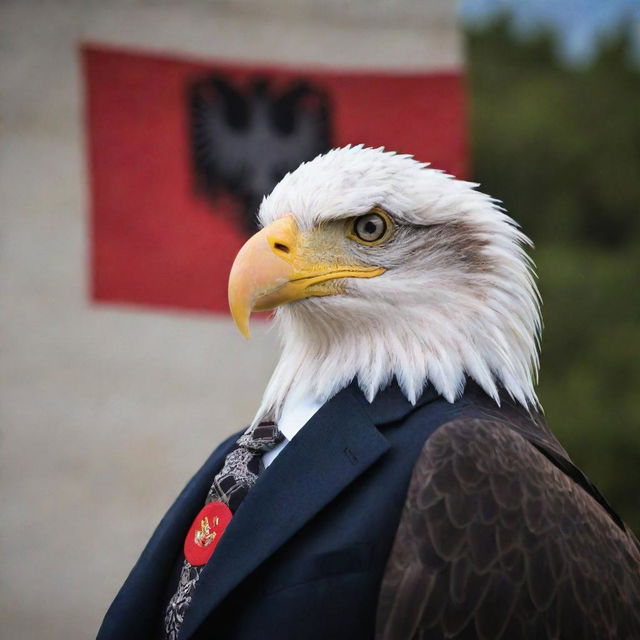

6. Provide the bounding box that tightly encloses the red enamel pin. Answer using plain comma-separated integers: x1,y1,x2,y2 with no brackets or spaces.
184,501,232,566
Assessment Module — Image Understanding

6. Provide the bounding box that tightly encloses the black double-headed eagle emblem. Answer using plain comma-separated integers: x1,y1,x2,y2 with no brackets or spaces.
189,75,332,232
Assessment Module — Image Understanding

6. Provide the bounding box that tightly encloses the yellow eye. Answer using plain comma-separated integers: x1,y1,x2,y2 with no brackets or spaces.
348,209,393,245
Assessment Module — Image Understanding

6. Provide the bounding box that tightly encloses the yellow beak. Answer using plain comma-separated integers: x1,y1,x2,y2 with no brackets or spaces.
227,215,385,338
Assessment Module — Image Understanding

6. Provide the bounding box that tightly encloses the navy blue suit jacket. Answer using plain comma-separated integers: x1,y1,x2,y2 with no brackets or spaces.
97,382,505,640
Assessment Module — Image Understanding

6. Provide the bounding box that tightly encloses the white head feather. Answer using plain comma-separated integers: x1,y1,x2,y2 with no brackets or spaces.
254,146,541,421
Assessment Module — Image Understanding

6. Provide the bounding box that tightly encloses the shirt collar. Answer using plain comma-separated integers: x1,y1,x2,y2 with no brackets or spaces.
278,386,324,441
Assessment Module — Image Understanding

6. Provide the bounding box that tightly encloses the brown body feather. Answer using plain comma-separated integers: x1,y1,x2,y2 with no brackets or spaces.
376,413,640,640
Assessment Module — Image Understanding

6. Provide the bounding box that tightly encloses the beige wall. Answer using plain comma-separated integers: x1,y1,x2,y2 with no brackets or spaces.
0,2,462,637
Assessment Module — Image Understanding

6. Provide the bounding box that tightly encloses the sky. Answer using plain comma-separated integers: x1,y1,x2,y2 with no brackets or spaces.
459,0,640,64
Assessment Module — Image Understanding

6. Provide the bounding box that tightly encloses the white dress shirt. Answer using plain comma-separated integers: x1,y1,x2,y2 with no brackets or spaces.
262,387,323,468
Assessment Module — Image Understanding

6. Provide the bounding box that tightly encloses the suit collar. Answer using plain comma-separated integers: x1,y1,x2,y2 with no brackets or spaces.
350,379,441,426
272,377,438,443
180,382,390,639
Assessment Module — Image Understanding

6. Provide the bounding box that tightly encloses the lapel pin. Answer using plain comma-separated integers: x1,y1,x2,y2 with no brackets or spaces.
184,501,232,566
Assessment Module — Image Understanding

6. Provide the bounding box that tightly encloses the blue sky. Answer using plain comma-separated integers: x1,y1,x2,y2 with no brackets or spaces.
459,0,640,64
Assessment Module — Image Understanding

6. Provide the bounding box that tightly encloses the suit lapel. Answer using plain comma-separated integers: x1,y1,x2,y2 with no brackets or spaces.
180,384,390,639
98,435,238,639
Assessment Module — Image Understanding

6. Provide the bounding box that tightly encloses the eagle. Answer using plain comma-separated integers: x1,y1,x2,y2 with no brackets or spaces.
227,146,640,639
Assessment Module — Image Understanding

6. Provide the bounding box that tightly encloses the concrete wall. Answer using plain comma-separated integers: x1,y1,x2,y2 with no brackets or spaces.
0,2,462,637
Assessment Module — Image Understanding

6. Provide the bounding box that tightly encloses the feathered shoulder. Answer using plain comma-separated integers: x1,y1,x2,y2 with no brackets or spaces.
376,400,640,640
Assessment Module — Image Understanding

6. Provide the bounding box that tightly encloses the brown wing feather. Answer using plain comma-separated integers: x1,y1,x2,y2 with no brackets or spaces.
376,418,640,640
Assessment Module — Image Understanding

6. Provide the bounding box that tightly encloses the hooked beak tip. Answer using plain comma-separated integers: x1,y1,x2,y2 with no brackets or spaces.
238,323,251,340
228,293,252,339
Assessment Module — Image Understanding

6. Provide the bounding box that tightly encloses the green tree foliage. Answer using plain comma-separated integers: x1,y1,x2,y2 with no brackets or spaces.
465,15,640,532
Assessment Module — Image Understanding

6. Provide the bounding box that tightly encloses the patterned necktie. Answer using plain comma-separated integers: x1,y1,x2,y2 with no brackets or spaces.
164,421,284,640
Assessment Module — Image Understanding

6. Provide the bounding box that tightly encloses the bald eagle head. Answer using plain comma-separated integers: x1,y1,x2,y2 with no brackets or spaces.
228,146,540,420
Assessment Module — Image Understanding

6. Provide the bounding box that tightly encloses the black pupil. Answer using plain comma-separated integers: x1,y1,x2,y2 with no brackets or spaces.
364,221,377,234
357,215,385,240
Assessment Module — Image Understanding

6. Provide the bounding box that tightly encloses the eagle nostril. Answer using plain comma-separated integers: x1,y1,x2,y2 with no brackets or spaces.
273,242,290,255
